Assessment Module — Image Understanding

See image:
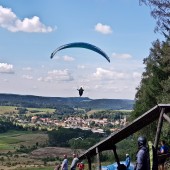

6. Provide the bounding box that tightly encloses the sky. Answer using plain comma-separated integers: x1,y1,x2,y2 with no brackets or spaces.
0,0,164,99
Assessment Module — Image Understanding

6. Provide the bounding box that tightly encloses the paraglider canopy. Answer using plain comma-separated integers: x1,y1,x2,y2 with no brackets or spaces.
50,42,110,63
50,42,110,97
77,87,84,97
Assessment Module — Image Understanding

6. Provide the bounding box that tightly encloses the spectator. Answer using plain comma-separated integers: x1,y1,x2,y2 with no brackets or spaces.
54,162,61,170
158,140,169,170
125,154,130,169
61,154,68,170
77,162,85,170
134,136,149,170
70,154,79,170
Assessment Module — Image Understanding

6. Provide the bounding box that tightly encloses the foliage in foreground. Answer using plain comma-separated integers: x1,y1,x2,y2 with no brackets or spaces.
48,127,103,149
140,0,170,35
131,38,170,139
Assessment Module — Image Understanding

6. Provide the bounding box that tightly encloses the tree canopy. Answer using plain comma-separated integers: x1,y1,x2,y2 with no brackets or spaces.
140,0,170,36
131,38,170,138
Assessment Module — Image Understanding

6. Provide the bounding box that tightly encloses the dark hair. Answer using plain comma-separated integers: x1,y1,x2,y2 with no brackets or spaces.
161,140,165,144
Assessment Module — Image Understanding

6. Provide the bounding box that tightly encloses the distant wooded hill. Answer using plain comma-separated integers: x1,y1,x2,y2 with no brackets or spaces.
0,94,134,110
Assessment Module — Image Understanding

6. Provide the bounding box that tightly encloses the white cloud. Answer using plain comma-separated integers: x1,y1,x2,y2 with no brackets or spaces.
93,68,125,80
0,6,54,32
95,23,112,34
2,78,8,82
22,75,33,80
77,65,85,69
132,72,141,79
112,53,132,59
63,55,75,61
94,84,127,93
0,63,14,73
22,67,32,71
52,55,75,62
38,69,74,82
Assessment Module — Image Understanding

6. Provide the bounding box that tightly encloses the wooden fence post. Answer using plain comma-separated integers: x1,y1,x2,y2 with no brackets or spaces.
154,108,165,150
87,156,92,170
163,114,170,124
96,147,101,170
112,145,120,168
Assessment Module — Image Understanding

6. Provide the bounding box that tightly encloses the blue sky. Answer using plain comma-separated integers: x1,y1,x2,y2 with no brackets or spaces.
0,0,164,99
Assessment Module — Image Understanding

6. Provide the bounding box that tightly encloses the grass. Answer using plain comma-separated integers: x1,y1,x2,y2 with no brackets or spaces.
0,106,18,114
0,130,28,150
27,108,55,113
17,167,54,170
86,109,102,115
0,106,55,115
0,143,15,150
0,130,48,152
26,108,55,115
0,136,24,144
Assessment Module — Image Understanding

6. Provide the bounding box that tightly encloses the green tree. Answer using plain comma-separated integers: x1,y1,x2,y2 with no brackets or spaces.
139,0,170,35
17,107,27,114
131,38,170,138
48,127,103,147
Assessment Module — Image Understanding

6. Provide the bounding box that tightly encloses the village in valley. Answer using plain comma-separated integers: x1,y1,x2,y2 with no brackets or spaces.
0,106,129,134
30,114,128,133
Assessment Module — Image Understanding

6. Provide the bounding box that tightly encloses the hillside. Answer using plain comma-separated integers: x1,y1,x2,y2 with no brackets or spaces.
0,93,134,110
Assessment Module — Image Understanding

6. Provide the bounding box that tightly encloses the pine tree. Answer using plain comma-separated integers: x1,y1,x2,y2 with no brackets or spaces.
131,38,170,138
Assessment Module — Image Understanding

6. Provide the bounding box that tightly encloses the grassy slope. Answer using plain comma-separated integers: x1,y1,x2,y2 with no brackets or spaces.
0,130,48,152
0,106,55,115
0,106,18,114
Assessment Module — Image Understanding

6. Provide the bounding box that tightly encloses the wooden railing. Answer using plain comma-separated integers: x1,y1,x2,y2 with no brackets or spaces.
158,152,170,161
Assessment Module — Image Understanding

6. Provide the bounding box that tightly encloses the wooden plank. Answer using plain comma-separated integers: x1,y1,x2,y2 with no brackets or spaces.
96,147,101,170
163,114,170,124
112,145,120,167
154,108,165,150
158,153,170,160
87,156,92,170
78,104,170,161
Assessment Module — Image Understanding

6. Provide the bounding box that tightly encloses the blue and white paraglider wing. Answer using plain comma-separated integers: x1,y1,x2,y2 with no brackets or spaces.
50,42,110,63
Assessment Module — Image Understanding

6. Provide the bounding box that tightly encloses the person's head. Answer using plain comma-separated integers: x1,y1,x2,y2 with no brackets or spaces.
126,153,129,157
73,153,78,158
137,136,147,148
64,154,67,159
161,140,165,145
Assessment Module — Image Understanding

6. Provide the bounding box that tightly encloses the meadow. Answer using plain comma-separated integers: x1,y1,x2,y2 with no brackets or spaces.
0,130,88,170
0,130,48,152
0,106,18,114
0,106,55,115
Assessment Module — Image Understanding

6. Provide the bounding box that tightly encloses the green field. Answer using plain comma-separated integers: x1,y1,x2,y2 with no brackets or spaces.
0,106,55,115
17,167,54,170
0,106,18,114
0,130,48,152
27,107,55,114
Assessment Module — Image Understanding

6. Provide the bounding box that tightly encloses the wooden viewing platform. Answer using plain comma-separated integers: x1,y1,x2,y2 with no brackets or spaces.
78,104,170,170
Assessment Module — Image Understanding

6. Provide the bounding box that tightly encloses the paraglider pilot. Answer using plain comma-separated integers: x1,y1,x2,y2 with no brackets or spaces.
77,87,84,97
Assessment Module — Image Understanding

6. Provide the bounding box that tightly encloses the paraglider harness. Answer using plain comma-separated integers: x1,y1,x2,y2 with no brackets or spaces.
77,87,84,97
148,141,158,170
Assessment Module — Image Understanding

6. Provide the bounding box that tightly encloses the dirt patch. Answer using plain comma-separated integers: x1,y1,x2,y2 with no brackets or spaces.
30,147,84,159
